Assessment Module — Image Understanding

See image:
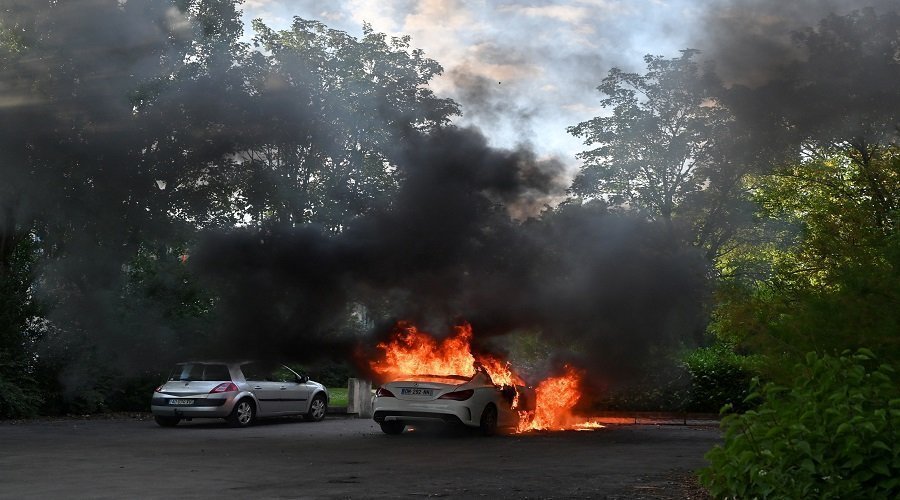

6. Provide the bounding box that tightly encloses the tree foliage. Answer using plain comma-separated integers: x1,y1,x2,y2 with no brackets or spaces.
218,18,459,230
711,146,900,369
0,0,460,412
569,50,726,219
568,50,754,260
701,350,900,499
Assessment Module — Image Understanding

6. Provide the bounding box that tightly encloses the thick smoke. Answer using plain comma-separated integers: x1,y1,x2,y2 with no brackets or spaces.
694,1,900,149
697,0,899,84
0,0,202,381
192,125,709,386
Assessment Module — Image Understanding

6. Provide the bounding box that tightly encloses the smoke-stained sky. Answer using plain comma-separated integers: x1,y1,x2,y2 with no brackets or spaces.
241,0,898,168
241,0,699,166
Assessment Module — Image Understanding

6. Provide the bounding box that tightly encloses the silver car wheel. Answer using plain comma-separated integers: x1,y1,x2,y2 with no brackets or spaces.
236,401,253,425
228,399,255,427
306,394,327,421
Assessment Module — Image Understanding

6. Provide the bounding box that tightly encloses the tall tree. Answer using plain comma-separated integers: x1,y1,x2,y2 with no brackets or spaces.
568,50,742,259
218,18,460,231
0,0,464,406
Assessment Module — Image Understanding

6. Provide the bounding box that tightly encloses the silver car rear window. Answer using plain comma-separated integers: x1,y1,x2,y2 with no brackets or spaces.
168,363,231,382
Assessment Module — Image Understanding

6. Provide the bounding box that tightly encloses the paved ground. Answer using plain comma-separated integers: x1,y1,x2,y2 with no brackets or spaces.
0,415,720,499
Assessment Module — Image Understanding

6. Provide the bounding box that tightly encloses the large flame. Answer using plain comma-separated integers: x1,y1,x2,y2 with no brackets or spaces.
368,322,603,433
369,323,524,387
518,367,605,432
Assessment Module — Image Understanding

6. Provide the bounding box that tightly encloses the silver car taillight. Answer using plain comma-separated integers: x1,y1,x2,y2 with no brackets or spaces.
209,382,238,393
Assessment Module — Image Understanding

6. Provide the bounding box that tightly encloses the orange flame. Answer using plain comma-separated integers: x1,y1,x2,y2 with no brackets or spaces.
517,367,604,432
368,322,603,433
369,323,523,387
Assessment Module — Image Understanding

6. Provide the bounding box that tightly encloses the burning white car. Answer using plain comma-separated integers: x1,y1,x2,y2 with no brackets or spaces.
372,366,535,435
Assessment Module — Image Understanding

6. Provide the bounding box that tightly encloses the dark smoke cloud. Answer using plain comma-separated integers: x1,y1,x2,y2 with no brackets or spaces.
448,65,537,137
696,0,899,85
192,125,709,387
694,1,900,150
0,0,256,391
0,1,198,378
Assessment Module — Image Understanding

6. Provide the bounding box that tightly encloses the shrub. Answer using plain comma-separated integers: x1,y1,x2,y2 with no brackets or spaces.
683,344,758,413
700,349,900,499
0,353,44,418
290,361,355,388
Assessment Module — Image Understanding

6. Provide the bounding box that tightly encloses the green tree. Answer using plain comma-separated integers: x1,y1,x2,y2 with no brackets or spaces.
0,234,43,418
0,1,463,413
711,147,900,369
701,350,900,499
702,8,900,370
218,18,459,231
568,50,744,259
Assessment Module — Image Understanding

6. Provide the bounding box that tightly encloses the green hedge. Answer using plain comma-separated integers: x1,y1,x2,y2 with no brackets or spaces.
683,344,758,413
700,349,900,499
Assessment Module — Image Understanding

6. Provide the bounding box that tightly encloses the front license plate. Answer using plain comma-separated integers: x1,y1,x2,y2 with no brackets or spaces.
168,399,194,406
400,388,433,396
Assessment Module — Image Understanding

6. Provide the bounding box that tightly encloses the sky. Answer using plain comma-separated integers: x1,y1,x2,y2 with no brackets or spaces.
239,0,700,170
238,0,895,171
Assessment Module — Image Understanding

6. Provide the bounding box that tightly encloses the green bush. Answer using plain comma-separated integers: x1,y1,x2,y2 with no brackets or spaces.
0,354,43,419
700,349,900,499
683,344,758,413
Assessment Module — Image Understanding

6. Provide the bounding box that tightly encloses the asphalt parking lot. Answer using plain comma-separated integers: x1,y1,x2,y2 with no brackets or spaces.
0,415,720,499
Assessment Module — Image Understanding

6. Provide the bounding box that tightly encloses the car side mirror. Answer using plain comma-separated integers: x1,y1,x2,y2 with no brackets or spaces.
298,374,309,383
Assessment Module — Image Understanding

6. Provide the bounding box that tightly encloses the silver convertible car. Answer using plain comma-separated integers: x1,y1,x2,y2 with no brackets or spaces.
150,361,329,427
373,367,535,435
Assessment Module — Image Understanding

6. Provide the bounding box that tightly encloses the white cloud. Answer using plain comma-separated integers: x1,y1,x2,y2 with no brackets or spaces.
504,5,590,24
344,0,404,32
243,0,279,9
236,0,696,164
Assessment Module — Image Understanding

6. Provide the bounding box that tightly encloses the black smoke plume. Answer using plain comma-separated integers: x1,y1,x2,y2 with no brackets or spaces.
695,2,900,150
192,125,709,386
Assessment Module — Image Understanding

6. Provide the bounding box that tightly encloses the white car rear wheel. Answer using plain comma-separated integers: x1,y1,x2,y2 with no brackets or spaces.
480,404,498,436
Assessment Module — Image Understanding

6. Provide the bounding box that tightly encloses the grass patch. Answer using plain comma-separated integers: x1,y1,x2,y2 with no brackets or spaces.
328,388,348,408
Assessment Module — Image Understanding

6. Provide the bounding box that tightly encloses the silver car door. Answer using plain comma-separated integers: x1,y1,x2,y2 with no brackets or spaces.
241,363,284,416
273,366,311,414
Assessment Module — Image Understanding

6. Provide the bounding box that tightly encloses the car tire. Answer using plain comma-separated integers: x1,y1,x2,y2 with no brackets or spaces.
380,421,405,435
305,393,327,422
480,404,498,436
154,415,180,427
227,398,255,428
